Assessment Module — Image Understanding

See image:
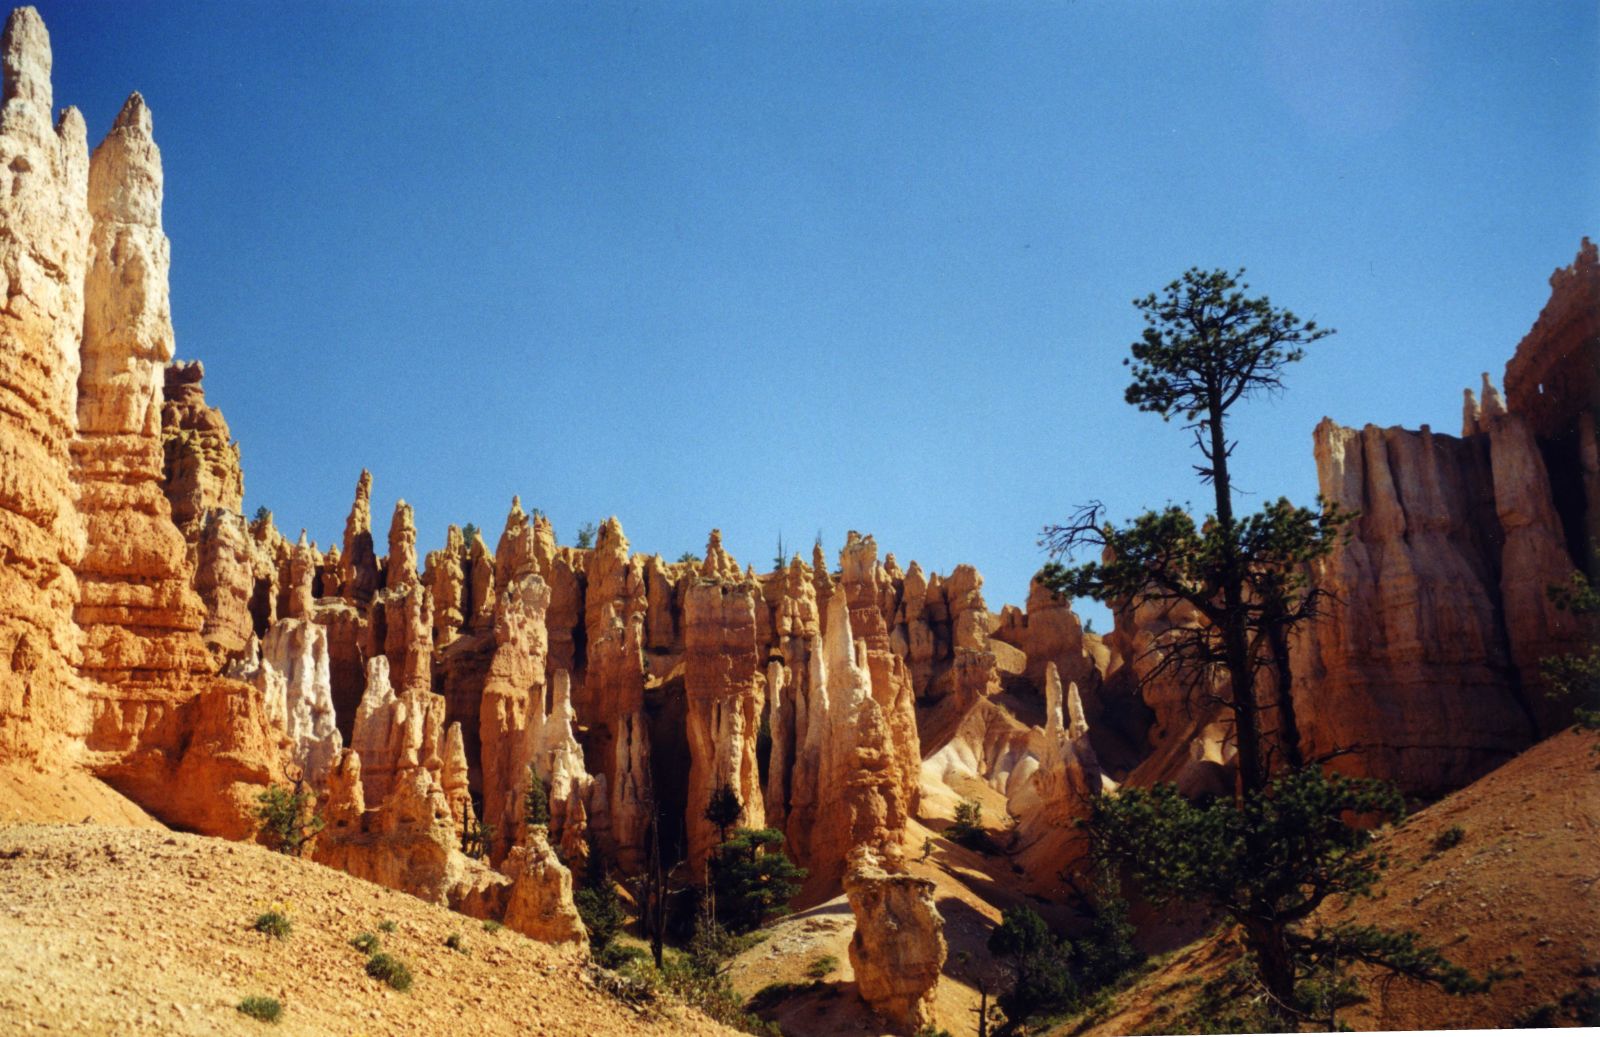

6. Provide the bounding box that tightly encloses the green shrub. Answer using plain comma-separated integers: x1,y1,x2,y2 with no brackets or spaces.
377,919,397,934
365,952,414,992
597,942,649,970
349,931,381,955
659,954,780,1035
1432,825,1466,854
254,783,323,857
481,919,503,935
236,995,282,1023
576,878,624,953
804,954,838,979
988,905,1080,1021
710,828,806,933
948,799,997,853
524,772,550,827
445,932,468,955
461,817,495,860
252,911,292,941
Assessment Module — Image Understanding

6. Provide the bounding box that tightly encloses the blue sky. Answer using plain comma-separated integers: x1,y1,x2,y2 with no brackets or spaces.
35,1,1596,623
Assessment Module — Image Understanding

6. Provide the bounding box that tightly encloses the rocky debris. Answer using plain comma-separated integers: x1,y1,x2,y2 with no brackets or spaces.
0,823,732,1036
843,844,946,1034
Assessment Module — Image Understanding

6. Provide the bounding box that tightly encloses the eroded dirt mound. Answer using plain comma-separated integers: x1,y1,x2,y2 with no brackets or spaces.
0,824,735,1036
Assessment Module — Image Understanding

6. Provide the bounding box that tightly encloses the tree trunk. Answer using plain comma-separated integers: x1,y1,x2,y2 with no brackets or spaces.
1208,396,1267,795
1241,916,1298,1028
1267,622,1305,770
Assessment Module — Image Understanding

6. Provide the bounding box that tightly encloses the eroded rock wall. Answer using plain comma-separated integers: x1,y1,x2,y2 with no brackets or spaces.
0,7,91,764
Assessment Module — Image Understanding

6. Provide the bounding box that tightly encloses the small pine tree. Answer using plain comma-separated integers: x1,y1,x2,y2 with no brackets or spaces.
987,905,1079,1021
255,781,323,857
461,522,480,545
948,799,992,851
1070,873,1143,991
524,770,551,828
704,782,742,845
710,827,806,933
574,847,624,955
1087,766,1488,1027
575,522,598,549
461,817,494,860
1541,569,1600,733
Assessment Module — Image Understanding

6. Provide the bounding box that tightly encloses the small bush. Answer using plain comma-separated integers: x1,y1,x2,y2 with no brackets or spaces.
461,817,495,861
1512,1001,1559,1028
660,954,780,1035
597,942,649,970
481,919,503,935
236,995,282,1023
524,772,551,827
948,799,997,853
445,932,468,955
349,931,381,955
255,783,323,857
365,952,414,992
377,919,397,934
1432,825,1466,854
253,911,292,941
805,954,838,979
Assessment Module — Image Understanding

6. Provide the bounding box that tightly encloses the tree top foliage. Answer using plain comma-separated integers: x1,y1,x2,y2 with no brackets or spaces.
1124,266,1334,424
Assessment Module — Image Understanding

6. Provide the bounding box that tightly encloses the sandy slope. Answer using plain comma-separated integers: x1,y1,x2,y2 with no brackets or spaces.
1065,728,1600,1035
0,823,737,1036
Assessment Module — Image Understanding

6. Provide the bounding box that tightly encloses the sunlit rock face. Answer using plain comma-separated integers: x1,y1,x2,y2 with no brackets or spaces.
0,7,92,765
844,844,946,1035
1294,244,1594,794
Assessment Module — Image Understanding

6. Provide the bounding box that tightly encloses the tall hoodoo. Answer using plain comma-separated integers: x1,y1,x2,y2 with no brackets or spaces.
0,6,91,763
73,91,222,750
840,532,922,824
340,469,378,603
583,516,651,866
682,538,766,867
478,570,551,862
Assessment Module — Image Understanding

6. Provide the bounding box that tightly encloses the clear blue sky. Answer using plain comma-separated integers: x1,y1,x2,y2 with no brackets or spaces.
35,1,1597,623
